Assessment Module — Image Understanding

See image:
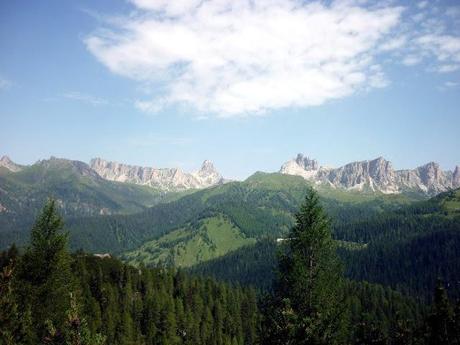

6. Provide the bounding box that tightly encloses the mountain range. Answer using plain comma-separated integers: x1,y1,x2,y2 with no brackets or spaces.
1,152,460,300
89,157,225,191
280,153,460,196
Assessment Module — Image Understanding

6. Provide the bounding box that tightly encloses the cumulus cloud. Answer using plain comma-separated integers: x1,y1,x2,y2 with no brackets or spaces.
85,0,404,116
84,0,460,117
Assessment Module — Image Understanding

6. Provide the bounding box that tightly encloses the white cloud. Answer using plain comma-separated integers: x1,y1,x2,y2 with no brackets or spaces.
85,0,403,116
63,91,108,106
417,34,460,62
380,36,407,52
402,55,422,66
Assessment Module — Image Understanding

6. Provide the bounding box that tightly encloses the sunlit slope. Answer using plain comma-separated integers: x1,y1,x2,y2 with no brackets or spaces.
122,214,256,267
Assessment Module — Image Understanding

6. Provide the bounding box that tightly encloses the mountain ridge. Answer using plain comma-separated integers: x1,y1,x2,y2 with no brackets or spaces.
1,155,226,192
90,157,225,191
280,153,460,196
2,153,458,196
0,155,24,173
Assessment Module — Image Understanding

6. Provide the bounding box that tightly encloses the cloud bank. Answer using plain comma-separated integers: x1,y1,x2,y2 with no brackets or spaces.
85,0,460,117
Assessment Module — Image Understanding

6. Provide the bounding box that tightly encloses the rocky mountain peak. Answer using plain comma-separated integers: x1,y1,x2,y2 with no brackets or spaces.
280,154,459,196
367,157,394,182
1,155,12,163
279,154,322,180
0,155,24,172
89,158,225,191
193,160,223,188
295,154,319,171
453,166,460,188
199,160,216,173
416,162,443,185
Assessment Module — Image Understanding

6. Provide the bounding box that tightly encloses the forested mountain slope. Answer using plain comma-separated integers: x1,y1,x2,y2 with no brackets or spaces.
0,157,183,248
190,188,460,300
63,172,414,256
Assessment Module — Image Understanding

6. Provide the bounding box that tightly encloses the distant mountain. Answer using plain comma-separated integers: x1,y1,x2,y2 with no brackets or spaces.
0,155,24,172
0,156,169,215
90,157,225,191
280,153,460,196
0,156,174,247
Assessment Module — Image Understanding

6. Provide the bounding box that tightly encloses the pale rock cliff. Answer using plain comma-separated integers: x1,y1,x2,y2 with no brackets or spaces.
90,158,224,191
0,156,24,172
280,153,459,196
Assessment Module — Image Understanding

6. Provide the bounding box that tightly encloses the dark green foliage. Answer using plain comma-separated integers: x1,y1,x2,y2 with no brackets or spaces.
189,239,278,292
424,280,457,345
70,255,259,345
261,189,346,345
14,199,74,340
0,263,33,345
3,201,260,345
327,188,460,300
2,179,460,344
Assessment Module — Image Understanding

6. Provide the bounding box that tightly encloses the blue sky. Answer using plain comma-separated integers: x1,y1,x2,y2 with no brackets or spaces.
1,0,459,179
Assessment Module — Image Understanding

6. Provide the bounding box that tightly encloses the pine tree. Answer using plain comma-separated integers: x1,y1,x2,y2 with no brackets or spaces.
426,280,455,345
0,263,33,345
14,199,74,341
263,188,346,345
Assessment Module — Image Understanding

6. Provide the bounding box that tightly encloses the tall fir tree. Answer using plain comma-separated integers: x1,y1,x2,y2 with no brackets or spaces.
14,199,74,341
262,188,346,345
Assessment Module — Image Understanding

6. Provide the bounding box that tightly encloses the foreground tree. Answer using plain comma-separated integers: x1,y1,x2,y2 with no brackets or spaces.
262,188,346,345
14,199,74,341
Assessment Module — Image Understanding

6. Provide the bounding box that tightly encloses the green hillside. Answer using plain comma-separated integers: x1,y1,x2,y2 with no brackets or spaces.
439,188,460,214
1,168,427,259
122,214,256,267
62,172,417,253
189,188,460,300
0,158,177,248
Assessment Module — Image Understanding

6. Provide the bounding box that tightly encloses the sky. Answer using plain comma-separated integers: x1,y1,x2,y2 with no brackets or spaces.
1,0,459,180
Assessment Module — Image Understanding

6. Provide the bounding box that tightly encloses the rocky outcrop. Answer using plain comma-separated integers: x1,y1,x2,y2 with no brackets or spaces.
280,154,459,196
453,166,460,188
0,156,24,172
90,158,224,191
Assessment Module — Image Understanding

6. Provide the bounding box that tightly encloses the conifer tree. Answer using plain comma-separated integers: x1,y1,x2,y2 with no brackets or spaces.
14,199,74,340
263,188,346,345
